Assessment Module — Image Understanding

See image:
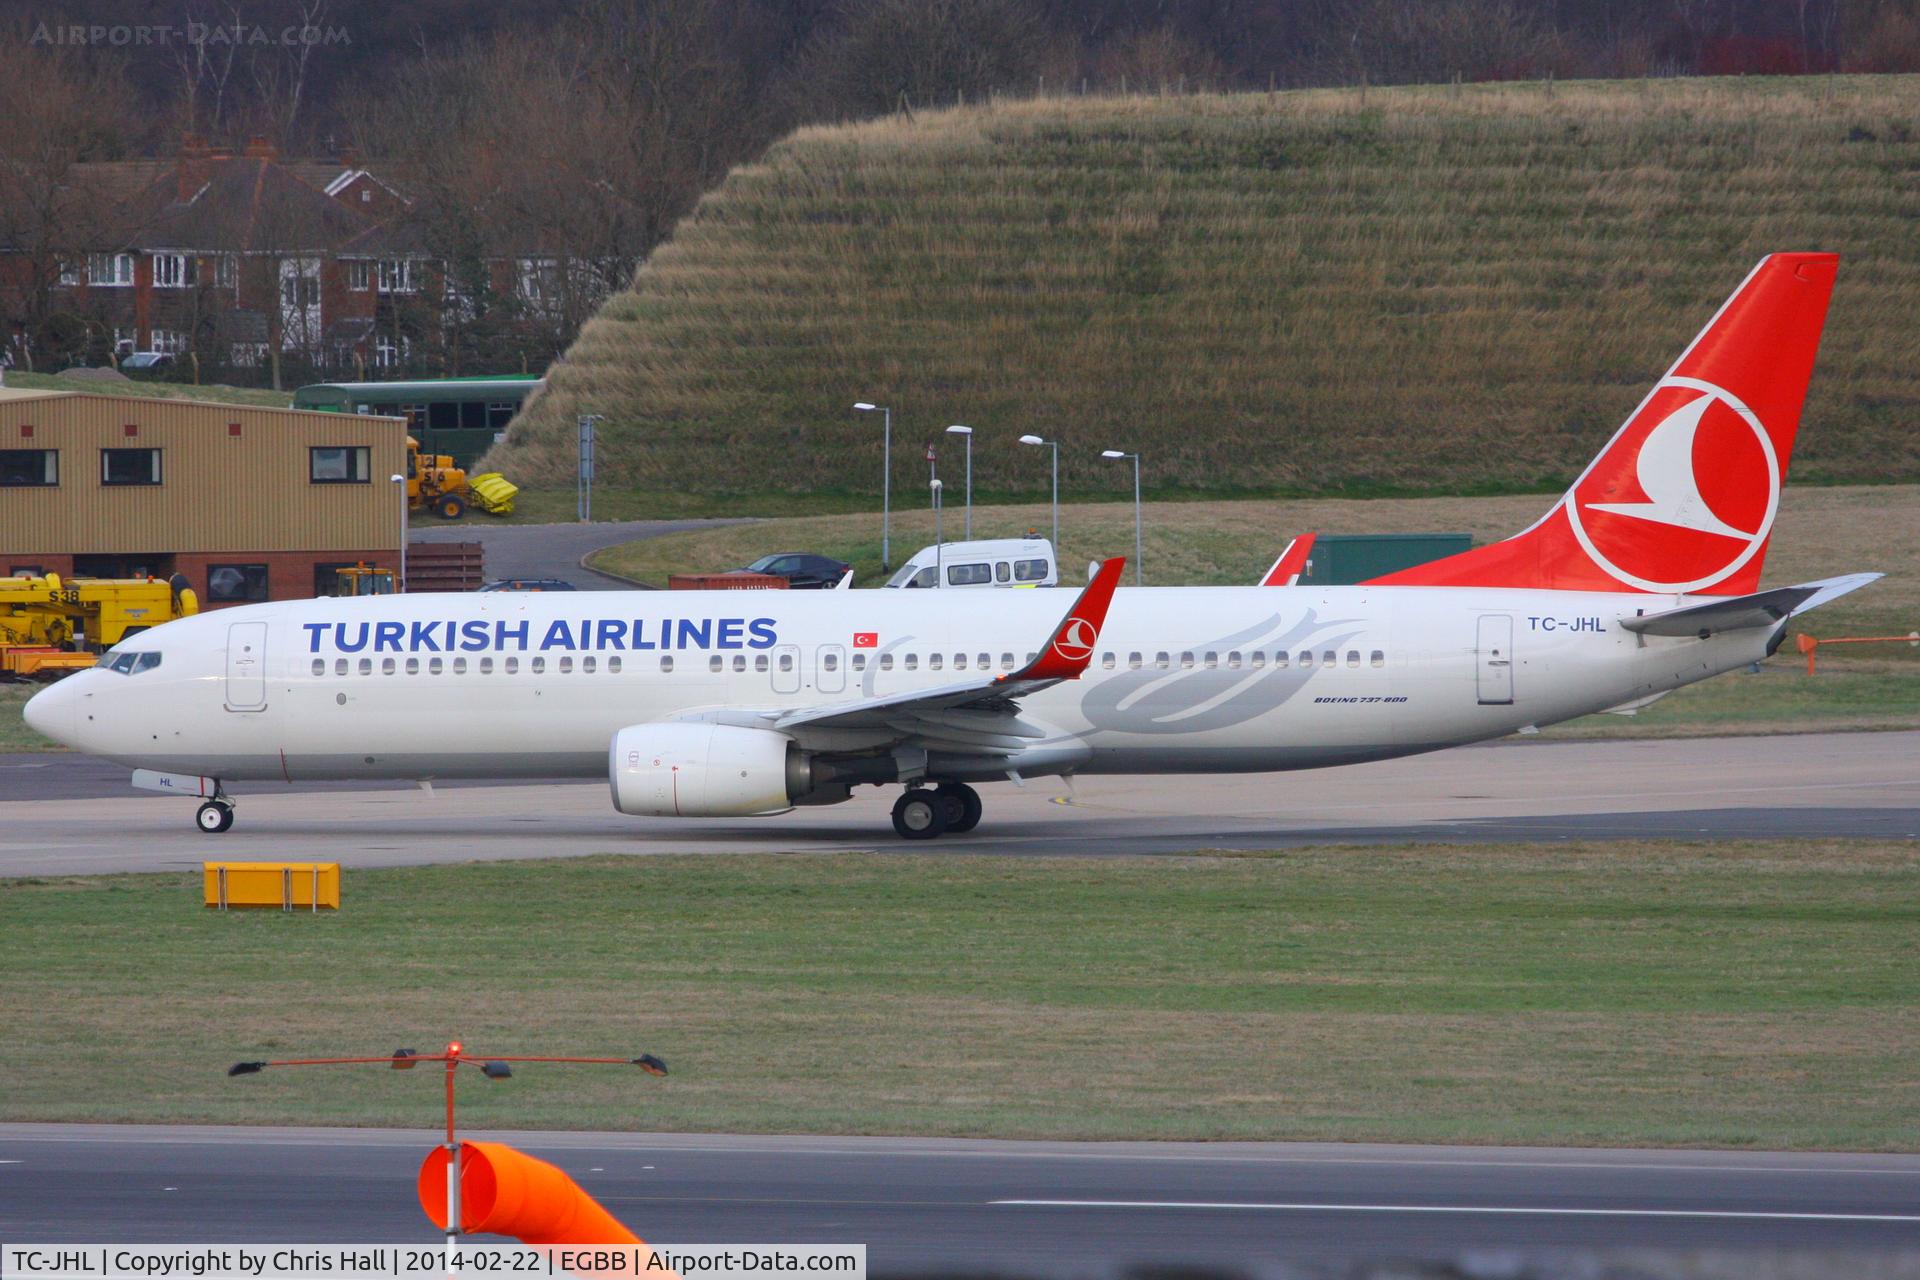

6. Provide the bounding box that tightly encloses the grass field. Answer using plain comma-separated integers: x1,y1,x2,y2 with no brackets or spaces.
3,847,1916,1149
0,685,58,751
497,76,1920,498
1,371,295,409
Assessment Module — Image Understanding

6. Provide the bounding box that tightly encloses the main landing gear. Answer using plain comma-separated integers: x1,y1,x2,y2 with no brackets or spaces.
196,797,235,833
890,783,983,840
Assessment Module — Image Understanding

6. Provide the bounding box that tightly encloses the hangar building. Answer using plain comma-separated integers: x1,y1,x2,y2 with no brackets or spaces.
0,386,405,606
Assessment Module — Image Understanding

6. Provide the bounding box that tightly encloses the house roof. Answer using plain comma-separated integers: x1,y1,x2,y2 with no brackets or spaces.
126,158,373,253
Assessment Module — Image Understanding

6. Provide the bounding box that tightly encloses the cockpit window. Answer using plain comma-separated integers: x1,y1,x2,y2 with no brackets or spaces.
96,650,161,674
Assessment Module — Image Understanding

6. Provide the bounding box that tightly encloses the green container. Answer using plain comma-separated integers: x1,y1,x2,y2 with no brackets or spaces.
1298,533,1474,586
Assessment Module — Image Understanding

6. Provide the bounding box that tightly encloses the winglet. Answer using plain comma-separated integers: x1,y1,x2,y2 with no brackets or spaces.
1259,533,1317,587
1002,557,1127,682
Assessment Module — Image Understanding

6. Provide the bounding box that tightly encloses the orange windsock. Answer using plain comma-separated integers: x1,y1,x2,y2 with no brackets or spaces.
419,1141,639,1244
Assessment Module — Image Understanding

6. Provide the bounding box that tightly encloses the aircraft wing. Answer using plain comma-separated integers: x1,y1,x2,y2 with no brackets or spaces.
1258,533,1317,587
769,558,1126,744
1620,573,1881,638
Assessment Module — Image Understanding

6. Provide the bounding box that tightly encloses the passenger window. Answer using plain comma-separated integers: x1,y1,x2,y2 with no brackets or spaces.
608,656,622,674
661,656,674,673
1155,652,1170,669
382,657,396,675
977,652,989,669
358,658,372,675
756,654,770,672
1371,650,1385,667
1101,652,1116,669
953,653,967,670
880,654,893,671
1298,651,1313,668
311,659,325,676
709,655,723,672
1250,651,1266,669
909,567,937,588
1346,650,1360,668
823,652,839,671
1180,652,1195,669
504,656,518,674
405,657,419,674
1226,651,1242,669
779,653,794,672
1128,652,1143,669
996,562,1010,583
929,654,943,671
1324,650,1337,667
733,655,746,672
429,656,444,675
1001,653,1014,669
853,653,866,671
1014,558,1048,581
948,562,991,586
1204,651,1219,669
560,656,575,673
453,657,468,674
531,656,546,674
335,658,347,675
478,657,492,674
1272,651,1286,669
904,654,918,671
584,656,597,673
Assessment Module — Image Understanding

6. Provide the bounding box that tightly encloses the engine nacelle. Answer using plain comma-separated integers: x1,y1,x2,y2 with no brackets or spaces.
609,722,807,817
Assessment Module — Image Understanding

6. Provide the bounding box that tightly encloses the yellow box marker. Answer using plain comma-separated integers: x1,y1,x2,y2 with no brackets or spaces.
204,862,340,911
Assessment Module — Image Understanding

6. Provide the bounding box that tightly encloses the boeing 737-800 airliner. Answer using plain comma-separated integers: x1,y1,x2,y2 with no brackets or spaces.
24,253,1877,838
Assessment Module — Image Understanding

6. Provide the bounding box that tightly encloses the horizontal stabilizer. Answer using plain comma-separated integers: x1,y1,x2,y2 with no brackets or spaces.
1620,572,1881,638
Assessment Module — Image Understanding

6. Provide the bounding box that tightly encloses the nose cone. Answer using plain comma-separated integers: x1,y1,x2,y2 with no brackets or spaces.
22,678,76,746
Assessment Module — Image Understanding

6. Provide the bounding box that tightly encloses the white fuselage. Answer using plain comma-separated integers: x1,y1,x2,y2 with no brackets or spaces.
29,584,1768,786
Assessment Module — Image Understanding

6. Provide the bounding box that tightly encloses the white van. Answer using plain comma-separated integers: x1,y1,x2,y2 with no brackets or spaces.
882,538,1058,588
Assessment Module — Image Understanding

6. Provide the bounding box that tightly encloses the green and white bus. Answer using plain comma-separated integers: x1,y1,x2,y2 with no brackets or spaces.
292,376,541,469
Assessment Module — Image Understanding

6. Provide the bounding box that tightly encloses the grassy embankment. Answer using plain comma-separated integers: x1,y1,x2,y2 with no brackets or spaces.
493,76,1920,499
588,483,1920,738
1,371,295,409
4,847,1916,1148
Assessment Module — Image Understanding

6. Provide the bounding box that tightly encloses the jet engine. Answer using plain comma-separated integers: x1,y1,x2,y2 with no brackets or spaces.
609,722,813,817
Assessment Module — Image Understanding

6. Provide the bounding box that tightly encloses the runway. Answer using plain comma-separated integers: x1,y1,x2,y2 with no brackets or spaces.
1,730,1915,875
3,1125,1918,1270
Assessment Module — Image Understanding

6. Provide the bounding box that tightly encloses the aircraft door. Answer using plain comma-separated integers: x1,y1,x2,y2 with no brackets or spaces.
225,621,268,711
1476,614,1514,705
771,644,802,695
816,644,846,694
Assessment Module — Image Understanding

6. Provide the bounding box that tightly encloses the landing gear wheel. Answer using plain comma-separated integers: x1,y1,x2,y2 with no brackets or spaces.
891,789,946,840
434,494,467,520
933,783,983,834
196,800,235,834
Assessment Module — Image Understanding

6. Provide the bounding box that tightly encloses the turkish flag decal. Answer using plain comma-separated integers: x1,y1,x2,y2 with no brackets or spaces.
853,632,878,648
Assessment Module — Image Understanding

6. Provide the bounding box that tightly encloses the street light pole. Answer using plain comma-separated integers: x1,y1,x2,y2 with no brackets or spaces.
854,403,892,570
389,474,407,592
1102,449,1143,585
1018,434,1059,553
930,478,944,588
945,424,973,539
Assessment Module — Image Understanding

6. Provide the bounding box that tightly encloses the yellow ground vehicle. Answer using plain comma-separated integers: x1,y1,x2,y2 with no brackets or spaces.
333,563,398,596
407,437,517,519
1,573,199,680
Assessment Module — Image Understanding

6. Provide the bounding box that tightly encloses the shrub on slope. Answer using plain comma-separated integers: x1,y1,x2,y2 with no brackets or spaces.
496,78,1920,498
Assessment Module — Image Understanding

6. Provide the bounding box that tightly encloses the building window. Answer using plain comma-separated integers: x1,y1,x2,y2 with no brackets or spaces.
230,343,266,367
377,259,415,294
346,260,372,292
88,253,134,286
518,257,560,303
207,564,269,603
149,330,186,354
309,446,371,484
58,260,82,286
152,253,193,288
212,255,237,289
0,449,58,487
100,448,161,486
374,334,409,369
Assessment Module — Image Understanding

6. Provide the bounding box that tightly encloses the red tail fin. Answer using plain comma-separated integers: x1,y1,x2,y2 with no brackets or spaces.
1368,253,1838,595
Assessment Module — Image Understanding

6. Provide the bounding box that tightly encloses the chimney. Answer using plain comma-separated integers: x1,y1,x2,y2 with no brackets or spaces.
338,144,360,170
244,134,277,162
175,134,212,200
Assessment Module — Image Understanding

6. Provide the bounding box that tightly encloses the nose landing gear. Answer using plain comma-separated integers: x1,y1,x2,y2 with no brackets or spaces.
890,783,982,839
196,798,235,833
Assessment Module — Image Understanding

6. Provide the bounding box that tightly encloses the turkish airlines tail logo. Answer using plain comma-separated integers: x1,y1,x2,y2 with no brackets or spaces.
1367,253,1837,597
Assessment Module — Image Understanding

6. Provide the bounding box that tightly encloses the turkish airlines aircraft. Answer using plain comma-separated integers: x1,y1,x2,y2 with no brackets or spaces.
24,253,1877,839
